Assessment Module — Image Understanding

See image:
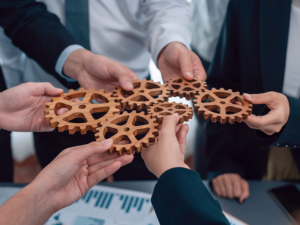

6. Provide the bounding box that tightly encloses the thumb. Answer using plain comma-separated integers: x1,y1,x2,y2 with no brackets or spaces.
160,113,180,138
111,65,137,91
243,92,276,105
178,52,194,80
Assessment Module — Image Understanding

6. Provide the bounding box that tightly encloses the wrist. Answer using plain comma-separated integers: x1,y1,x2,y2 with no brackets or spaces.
62,49,93,80
156,162,189,178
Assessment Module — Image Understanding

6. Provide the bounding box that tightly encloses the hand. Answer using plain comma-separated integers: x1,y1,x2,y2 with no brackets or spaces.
33,139,133,212
243,92,290,135
0,82,63,132
0,140,134,225
63,49,138,92
211,174,249,203
157,42,206,83
142,114,190,178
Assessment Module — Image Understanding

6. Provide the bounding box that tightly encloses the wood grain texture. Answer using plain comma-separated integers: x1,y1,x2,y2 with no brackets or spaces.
193,88,252,124
44,88,120,134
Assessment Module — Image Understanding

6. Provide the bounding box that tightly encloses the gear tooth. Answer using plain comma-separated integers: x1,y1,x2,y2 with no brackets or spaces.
68,89,75,93
78,87,85,91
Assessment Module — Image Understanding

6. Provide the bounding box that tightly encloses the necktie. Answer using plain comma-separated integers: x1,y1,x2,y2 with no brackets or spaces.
65,0,90,50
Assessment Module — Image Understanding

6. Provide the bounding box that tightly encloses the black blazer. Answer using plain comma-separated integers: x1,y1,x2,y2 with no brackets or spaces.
152,168,229,225
205,0,300,181
0,0,79,89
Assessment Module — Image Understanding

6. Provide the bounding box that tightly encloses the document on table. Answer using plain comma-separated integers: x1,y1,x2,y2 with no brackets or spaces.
223,211,248,225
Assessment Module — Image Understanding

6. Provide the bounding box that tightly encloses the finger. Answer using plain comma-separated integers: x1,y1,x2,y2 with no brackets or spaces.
239,179,250,203
28,82,63,96
87,161,122,188
177,124,189,157
216,178,226,197
243,92,277,105
69,140,113,163
222,176,234,198
175,123,182,134
233,177,242,198
178,52,194,80
56,108,69,116
86,151,119,166
88,154,134,174
244,114,278,129
111,66,137,91
160,113,180,138
191,52,207,80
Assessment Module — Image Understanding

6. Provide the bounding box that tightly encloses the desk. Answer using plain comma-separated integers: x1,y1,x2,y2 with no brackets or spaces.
0,180,297,225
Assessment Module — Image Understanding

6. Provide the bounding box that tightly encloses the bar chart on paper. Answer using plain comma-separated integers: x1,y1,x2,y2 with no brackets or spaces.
45,185,157,225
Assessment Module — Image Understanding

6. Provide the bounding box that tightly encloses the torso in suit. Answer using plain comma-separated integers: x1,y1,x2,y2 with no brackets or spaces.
204,0,300,181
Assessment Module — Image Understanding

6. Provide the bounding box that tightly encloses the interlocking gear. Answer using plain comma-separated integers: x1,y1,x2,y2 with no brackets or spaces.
193,88,252,124
113,79,170,110
147,102,193,123
166,77,207,100
44,88,120,134
95,111,159,155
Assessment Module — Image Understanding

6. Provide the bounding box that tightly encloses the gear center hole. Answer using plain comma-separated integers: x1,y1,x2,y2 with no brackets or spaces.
139,90,145,93
124,127,130,132
184,83,188,86
168,109,173,111
79,105,86,109
220,101,226,104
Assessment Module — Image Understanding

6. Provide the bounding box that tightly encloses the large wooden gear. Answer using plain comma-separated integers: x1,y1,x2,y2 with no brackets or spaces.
147,102,193,124
44,88,120,134
166,77,207,100
95,111,159,155
113,79,170,110
193,88,252,124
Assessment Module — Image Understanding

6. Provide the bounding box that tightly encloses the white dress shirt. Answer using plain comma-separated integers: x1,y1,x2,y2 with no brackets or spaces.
0,0,191,91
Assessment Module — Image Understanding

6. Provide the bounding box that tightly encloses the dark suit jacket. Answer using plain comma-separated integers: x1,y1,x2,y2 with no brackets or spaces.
205,0,300,181
152,168,229,225
0,0,79,89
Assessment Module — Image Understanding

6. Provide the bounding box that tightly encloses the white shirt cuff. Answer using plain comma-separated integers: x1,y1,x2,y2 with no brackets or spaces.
55,45,84,82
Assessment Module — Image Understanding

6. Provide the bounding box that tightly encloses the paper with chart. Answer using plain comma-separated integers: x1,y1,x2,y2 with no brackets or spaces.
45,185,159,225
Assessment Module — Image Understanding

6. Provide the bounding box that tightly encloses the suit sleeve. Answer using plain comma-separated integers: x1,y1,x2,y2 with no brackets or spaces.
0,0,78,83
256,96,300,149
152,168,229,225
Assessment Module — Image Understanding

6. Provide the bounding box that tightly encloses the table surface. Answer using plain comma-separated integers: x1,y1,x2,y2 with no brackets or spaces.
1,180,298,225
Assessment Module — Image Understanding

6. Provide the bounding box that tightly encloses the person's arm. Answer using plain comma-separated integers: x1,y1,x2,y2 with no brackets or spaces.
141,114,229,225
140,0,206,82
0,0,138,92
0,140,134,225
243,92,300,148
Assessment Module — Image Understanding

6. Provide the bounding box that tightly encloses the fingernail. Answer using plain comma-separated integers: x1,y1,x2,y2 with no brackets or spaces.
244,93,252,99
57,88,64,92
186,72,193,78
124,82,133,90
173,113,179,117
102,139,113,147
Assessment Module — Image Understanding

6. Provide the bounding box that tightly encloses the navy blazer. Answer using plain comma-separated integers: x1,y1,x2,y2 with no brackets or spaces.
0,0,79,89
205,0,300,181
152,168,230,225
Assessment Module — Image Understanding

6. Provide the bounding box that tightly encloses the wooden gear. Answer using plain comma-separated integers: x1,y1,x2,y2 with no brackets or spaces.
95,111,159,155
147,102,193,123
193,88,252,124
113,79,170,110
44,88,120,134
166,77,207,100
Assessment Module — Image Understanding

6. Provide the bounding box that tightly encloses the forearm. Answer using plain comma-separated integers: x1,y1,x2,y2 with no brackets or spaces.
0,183,55,225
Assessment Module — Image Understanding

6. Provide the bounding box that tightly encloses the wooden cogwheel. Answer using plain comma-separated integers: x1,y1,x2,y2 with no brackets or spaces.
113,79,170,110
147,102,193,124
95,111,159,155
44,88,120,134
166,77,207,100
193,88,252,124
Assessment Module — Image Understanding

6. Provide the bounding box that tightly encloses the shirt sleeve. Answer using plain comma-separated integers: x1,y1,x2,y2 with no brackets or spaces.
55,44,84,82
139,0,192,65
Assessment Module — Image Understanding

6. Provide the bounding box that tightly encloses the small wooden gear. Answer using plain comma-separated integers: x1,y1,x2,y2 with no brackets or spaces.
113,79,170,110
44,88,120,134
193,88,252,124
147,102,193,123
166,77,207,100
95,111,159,155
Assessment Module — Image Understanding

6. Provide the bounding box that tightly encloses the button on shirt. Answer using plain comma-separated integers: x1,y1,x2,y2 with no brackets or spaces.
0,0,191,91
